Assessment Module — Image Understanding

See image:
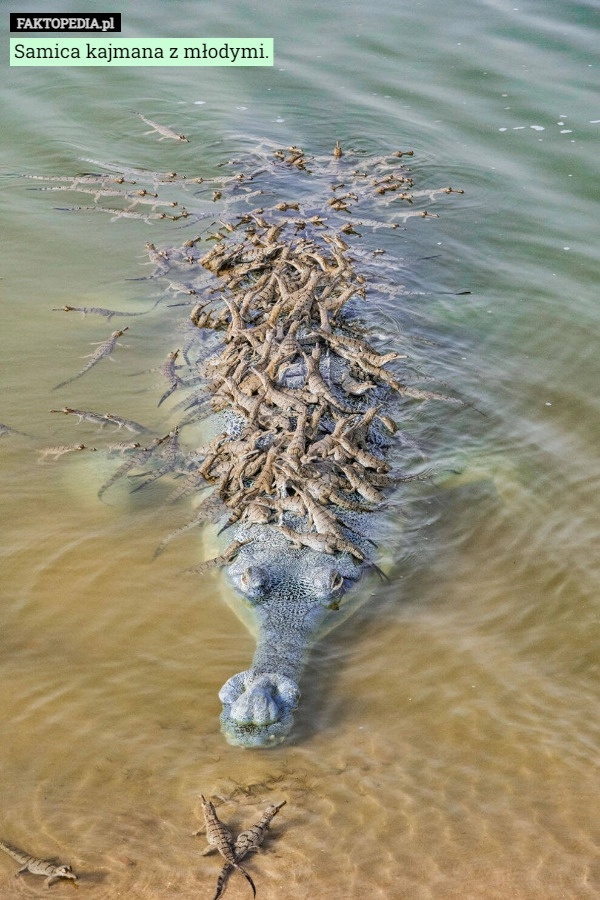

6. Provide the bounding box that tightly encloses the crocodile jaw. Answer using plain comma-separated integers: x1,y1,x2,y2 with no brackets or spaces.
219,670,300,748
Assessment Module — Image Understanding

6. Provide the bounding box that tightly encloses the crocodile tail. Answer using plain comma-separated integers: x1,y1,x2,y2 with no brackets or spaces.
235,862,256,898
213,862,233,900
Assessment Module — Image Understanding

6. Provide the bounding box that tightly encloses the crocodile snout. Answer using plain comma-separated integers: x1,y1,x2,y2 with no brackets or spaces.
219,670,300,747
230,679,282,726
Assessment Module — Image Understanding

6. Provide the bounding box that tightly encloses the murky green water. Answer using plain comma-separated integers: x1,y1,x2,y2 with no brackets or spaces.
1,1,599,897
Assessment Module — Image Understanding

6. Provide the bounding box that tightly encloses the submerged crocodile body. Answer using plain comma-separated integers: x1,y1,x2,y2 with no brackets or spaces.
197,226,424,748
40,141,462,748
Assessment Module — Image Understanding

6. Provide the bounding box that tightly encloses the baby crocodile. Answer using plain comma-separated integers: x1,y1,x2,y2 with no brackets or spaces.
54,327,129,390
52,303,146,320
0,839,78,887
134,111,189,142
50,406,148,433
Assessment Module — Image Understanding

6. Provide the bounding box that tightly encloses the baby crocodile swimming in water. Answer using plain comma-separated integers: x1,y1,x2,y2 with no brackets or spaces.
50,406,148,433
52,303,148,320
0,839,78,887
54,326,129,390
134,111,189,142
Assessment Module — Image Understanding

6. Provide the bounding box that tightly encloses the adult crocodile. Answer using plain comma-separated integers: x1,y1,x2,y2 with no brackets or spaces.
42,141,462,748
179,150,461,747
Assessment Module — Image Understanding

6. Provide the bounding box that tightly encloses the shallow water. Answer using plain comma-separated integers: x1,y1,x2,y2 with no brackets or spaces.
1,1,600,897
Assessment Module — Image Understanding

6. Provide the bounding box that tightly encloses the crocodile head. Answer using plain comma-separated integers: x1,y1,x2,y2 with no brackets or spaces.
219,531,364,747
54,866,77,882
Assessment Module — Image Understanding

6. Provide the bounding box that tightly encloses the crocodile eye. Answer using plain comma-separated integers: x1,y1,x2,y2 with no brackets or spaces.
330,571,344,593
239,565,267,598
312,566,344,600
